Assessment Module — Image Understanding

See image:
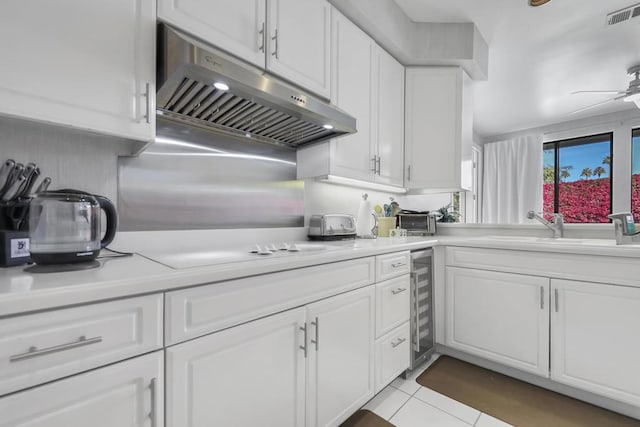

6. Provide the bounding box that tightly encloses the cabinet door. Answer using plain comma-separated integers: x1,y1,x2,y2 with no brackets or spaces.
445,267,550,377
375,47,405,187
306,286,375,427
166,308,306,427
0,351,163,427
405,67,472,191
158,0,266,68
328,9,376,182
551,279,640,406
0,0,155,142
267,0,331,98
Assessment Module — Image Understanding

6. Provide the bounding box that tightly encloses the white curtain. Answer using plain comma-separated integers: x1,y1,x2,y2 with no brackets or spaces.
482,134,543,223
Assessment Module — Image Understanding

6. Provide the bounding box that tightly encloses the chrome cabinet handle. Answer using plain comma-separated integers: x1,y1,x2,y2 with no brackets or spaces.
391,337,407,348
272,29,278,58
392,287,407,295
143,82,151,124
149,378,158,427
540,286,544,310
258,22,265,53
376,156,381,175
391,262,406,268
299,324,307,358
311,317,319,351
371,156,377,173
554,288,559,312
407,165,411,181
10,335,102,363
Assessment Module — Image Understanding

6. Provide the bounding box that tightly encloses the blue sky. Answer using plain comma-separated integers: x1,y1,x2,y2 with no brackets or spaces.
544,140,611,183
633,135,640,174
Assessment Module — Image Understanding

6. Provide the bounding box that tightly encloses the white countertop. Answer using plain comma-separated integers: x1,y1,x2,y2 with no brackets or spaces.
3,233,640,318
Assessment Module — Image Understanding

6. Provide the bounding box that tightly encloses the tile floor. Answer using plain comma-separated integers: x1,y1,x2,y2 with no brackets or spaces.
363,354,513,427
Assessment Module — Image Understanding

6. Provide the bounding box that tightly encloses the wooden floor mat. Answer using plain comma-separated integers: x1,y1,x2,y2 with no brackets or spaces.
416,356,640,427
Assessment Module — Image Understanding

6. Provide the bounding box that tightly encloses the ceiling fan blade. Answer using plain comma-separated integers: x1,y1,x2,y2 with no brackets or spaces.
571,90,627,95
570,94,628,114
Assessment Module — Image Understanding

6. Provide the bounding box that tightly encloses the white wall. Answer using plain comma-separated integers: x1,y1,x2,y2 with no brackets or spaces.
0,116,129,203
303,179,452,225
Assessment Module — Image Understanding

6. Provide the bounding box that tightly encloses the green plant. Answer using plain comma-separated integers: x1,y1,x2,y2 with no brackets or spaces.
436,203,459,223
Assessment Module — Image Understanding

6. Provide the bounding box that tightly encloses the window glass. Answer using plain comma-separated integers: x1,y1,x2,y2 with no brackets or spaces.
543,134,612,223
632,129,640,221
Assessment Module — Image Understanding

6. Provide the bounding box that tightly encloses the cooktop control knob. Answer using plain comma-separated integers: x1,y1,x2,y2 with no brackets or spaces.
288,243,300,252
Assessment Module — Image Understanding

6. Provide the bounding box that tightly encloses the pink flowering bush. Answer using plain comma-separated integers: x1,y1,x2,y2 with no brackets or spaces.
543,177,612,223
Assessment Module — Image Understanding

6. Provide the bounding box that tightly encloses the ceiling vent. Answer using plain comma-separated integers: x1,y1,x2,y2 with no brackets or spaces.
606,3,640,26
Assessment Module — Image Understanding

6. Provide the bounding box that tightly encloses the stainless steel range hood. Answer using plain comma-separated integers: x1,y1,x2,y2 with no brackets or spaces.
156,24,356,149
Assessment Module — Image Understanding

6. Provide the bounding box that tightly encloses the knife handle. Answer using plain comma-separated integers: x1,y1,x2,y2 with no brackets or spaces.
2,176,26,201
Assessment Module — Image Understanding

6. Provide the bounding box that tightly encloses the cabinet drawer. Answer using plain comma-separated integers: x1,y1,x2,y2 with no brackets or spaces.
374,322,410,393
0,294,163,396
165,257,375,345
375,275,410,338
376,251,410,281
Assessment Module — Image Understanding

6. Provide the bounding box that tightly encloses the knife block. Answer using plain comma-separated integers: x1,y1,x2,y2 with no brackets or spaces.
0,200,32,267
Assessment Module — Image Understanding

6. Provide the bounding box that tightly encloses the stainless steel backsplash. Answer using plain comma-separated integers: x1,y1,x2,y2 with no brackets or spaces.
118,117,304,231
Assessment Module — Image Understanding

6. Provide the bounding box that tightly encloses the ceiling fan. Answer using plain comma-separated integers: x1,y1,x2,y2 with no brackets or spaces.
529,0,552,6
571,65,640,114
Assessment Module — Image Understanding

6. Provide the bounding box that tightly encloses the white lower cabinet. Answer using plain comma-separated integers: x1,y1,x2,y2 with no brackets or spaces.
445,267,550,377
0,351,163,427
374,321,410,393
551,279,640,406
166,285,375,427
166,307,307,427
306,285,375,427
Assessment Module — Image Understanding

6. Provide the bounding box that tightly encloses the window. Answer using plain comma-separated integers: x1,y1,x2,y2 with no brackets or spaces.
632,128,640,221
543,133,612,223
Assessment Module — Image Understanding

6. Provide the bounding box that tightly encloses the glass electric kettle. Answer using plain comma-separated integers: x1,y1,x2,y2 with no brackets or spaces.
28,190,118,265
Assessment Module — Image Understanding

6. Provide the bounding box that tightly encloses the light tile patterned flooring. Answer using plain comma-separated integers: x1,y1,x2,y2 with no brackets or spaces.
363,354,513,427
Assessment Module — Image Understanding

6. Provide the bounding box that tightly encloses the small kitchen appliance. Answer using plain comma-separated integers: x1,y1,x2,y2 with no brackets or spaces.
28,190,118,265
308,214,356,240
397,211,437,236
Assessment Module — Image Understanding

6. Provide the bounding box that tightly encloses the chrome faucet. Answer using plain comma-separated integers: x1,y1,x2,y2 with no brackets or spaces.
527,211,564,238
607,213,640,245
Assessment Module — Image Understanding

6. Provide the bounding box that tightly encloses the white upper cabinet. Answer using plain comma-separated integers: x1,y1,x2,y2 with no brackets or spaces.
405,67,473,191
158,0,331,99
157,0,266,68
0,0,156,144
375,47,405,187
327,8,376,182
297,11,405,188
267,0,331,98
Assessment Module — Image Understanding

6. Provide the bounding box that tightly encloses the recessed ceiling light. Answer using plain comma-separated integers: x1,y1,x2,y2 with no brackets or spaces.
323,124,334,130
214,82,229,91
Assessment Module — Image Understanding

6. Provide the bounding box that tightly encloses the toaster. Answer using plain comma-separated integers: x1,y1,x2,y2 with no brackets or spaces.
308,214,357,240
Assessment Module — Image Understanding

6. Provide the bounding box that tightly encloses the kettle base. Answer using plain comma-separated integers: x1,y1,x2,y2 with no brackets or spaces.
30,250,99,266
25,260,100,274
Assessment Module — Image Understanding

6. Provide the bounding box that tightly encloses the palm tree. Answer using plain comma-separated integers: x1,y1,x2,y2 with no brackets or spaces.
593,166,606,178
580,167,593,179
602,155,611,173
559,165,573,182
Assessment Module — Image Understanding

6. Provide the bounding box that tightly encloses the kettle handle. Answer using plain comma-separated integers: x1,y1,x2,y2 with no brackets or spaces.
94,195,118,249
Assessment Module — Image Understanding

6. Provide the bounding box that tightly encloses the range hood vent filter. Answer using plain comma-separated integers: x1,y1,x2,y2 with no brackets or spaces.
157,25,356,149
